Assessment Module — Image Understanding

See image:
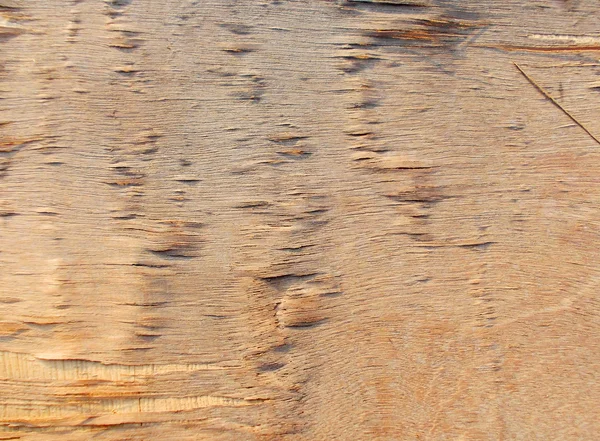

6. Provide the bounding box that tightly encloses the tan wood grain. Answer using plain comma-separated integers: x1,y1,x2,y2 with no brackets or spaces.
1,0,600,439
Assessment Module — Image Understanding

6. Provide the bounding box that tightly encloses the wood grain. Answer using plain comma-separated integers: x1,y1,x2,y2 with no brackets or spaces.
1,0,600,439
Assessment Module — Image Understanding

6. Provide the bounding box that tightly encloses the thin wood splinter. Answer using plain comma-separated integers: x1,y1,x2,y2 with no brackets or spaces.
514,62,600,146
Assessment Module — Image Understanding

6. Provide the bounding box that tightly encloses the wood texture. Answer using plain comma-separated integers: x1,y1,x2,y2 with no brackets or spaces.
2,0,600,439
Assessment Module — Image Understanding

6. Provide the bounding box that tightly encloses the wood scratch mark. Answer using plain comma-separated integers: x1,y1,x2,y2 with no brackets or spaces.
514,62,600,146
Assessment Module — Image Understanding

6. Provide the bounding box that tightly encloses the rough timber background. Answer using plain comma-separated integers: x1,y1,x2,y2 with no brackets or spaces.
1,0,600,439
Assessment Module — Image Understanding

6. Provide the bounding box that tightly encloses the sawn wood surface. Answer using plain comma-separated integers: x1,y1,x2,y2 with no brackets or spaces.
1,0,600,439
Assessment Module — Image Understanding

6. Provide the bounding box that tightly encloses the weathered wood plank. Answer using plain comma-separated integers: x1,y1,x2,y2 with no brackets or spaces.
1,0,600,439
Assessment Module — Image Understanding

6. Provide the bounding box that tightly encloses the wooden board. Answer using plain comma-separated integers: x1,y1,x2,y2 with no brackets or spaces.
1,0,600,439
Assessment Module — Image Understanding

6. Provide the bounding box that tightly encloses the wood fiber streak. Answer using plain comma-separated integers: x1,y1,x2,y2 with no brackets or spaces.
1,0,600,439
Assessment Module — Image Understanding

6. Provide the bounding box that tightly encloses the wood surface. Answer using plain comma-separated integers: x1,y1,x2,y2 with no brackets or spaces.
2,0,600,439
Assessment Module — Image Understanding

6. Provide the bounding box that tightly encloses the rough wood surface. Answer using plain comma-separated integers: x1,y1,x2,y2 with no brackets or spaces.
2,0,600,439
